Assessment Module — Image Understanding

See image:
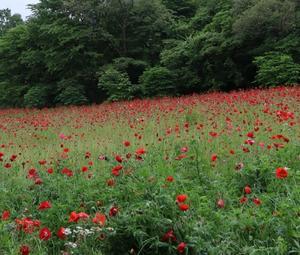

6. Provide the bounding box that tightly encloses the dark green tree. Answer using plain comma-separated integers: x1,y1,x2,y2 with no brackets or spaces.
254,52,300,86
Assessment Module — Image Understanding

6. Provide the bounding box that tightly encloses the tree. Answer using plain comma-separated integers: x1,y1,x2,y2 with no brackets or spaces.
0,0,299,107
98,67,134,101
254,52,300,86
233,0,297,40
162,0,197,18
139,66,176,96
0,9,23,36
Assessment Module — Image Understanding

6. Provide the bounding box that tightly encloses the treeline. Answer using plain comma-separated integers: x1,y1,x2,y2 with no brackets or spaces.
0,0,299,108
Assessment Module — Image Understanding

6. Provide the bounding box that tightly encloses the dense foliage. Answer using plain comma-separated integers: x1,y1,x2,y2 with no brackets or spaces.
0,0,299,107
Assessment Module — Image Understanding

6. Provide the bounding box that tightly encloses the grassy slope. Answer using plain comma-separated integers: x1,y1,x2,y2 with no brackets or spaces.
0,87,299,255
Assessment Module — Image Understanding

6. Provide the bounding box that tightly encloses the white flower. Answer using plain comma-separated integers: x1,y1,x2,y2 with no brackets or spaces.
65,242,77,249
64,228,72,235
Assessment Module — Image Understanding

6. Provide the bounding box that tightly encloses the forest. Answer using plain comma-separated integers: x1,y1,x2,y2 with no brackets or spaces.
0,0,299,108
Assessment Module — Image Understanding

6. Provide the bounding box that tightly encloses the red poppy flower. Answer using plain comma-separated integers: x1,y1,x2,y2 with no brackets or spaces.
69,211,89,222
135,148,146,155
38,201,52,210
1,210,10,220
253,198,261,206
247,132,254,138
166,176,174,182
85,151,91,159
39,227,51,241
107,178,115,186
175,154,187,160
10,154,17,161
177,242,186,253
180,147,188,153
176,194,187,203
77,212,89,220
92,213,106,226
27,168,38,179
217,199,225,208
211,154,217,162
178,204,189,211
69,211,79,222
20,245,30,255
209,132,218,137
81,166,88,172
112,165,123,176
242,147,250,153
240,196,248,204
109,206,118,217
34,178,43,185
244,185,251,194
123,141,131,147
57,227,66,240
62,168,73,177
4,163,12,168
115,155,122,163
275,167,288,179
162,229,177,242
38,160,46,165
47,168,53,174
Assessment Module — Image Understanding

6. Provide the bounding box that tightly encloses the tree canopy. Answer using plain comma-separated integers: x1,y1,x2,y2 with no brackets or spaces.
0,0,299,107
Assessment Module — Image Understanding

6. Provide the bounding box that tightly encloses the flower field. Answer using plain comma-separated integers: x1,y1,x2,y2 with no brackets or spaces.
0,87,299,255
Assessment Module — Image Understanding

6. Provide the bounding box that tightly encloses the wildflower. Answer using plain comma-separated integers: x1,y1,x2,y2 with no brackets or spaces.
1,210,10,220
107,178,115,186
276,167,288,179
92,213,106,226
240,196,248,204
217,199,225,208
178,204,189,211
39,227,51,241
253,198,261,206
162,229,177,242
247,132,254,138
123,141,131,147
180,147,188,153
20,245,30,255
244,185,251,194
109,206,118,217
69,211,79,223
81,166,88,172
57,227,66,240
112,165,123,176
135,148,146,156
211,154,217,162
166,176,174,182
115,155,122,163
177,242,186,253
38,201,52,210
176,194,187,203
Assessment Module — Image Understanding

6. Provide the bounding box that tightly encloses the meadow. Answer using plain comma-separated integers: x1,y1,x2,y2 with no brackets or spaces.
0,86,299,255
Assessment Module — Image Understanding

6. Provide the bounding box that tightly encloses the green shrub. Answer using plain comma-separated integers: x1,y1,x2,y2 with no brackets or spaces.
254,52,300,87
139,66,176,97
98,67,134,101
0,82,27,108
55,79,88,106
24,86,50,108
